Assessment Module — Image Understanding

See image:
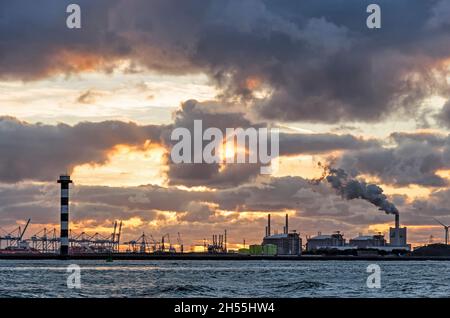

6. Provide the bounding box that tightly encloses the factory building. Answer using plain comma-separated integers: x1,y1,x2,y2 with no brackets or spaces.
349,234,386,249
306,232,346,251
307,213,411,252
262,214,301,255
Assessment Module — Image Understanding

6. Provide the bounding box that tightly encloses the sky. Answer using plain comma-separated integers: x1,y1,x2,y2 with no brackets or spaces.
1,0,450,250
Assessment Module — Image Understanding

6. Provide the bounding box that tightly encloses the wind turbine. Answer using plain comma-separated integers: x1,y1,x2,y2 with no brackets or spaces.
433,218,449,245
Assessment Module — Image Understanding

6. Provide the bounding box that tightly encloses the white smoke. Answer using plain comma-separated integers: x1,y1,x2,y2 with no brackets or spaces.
326,168,399,215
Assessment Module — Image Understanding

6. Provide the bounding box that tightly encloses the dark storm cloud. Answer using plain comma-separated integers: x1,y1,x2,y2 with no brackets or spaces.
74,184,209,212
0,116,163,183
2,1,450,123
0,108,381,185
279,133,379,156
336,132,450,187
409,189,450,223
0,0,118,78
161,100,263,188
0,99,443,189
177,201,215,222
384,188,450,226
215,176,314,212
163,100,379,188
390,132,448,147
164,105,450,189
0,176,395,228
166,162,263,188
0,183,57,225
0,178,442,245
437,100,450,128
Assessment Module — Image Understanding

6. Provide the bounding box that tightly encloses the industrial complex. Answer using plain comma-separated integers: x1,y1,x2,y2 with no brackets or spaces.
0,175,441,258
305,213,410,253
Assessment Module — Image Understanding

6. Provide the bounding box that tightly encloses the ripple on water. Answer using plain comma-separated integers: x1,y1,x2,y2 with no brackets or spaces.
0,260,449,298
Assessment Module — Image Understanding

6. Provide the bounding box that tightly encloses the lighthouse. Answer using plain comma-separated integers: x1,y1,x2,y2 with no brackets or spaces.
58,175,72,256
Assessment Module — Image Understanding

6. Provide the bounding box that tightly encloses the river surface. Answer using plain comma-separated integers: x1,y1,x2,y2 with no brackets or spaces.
0,260,448,297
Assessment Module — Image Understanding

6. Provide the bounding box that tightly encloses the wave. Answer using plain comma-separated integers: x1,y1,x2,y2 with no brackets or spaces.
272,281,328,291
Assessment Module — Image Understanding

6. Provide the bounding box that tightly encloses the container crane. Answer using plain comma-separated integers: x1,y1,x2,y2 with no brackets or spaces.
177,232,184,253
149,234,160,252
116,221,123,252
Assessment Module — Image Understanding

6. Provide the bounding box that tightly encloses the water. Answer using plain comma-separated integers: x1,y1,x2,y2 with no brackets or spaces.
0,260,448,297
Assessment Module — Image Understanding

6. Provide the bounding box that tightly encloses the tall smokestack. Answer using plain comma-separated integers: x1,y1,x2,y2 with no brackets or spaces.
285,214,289,234
268,214,271,237
57,175,72,256
395,213,399,229
224,229,227,252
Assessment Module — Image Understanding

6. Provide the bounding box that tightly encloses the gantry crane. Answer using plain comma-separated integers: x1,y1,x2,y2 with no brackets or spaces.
0,218,31,249
177,232,184,253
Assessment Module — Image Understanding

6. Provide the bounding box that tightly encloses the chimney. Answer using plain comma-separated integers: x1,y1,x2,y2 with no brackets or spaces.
268,214,271,236
395,214,399,229
285,214,289,234
224,229,227,252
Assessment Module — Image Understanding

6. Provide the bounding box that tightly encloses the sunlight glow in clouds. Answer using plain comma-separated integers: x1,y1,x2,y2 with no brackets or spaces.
0,70,217,125
72,144,167,187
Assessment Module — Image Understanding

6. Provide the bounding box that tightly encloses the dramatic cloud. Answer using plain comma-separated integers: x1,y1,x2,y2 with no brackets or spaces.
0,116,163,183
0,108,384,186
0,176,398,227
437,100,450,128
162,100,380,188
1,174,444,245
2,103,447,191
2,0,450,123
336,132,450,187
178,201,216,222
410,189,450,222
279,133,379,156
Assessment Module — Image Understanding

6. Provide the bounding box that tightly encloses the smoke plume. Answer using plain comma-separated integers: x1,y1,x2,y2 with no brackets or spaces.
326,168,399,215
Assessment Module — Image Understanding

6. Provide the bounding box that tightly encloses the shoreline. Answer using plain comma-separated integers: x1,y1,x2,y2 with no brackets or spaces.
0,253,449,261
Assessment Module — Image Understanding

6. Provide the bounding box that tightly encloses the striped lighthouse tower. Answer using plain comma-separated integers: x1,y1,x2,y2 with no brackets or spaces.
58,175,72,256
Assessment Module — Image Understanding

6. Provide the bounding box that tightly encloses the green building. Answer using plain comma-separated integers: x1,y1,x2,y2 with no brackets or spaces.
263,244,277,256
249,244,263,255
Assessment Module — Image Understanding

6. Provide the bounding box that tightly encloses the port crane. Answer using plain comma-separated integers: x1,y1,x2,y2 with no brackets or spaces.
0,218,31,250
168,235,176,253
124,232,178,254
112,221,117,248
114,221,123,252
149,234,160,252
161,233,176,253
177,232,184,253
124,232,151,253
28,228,59,253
